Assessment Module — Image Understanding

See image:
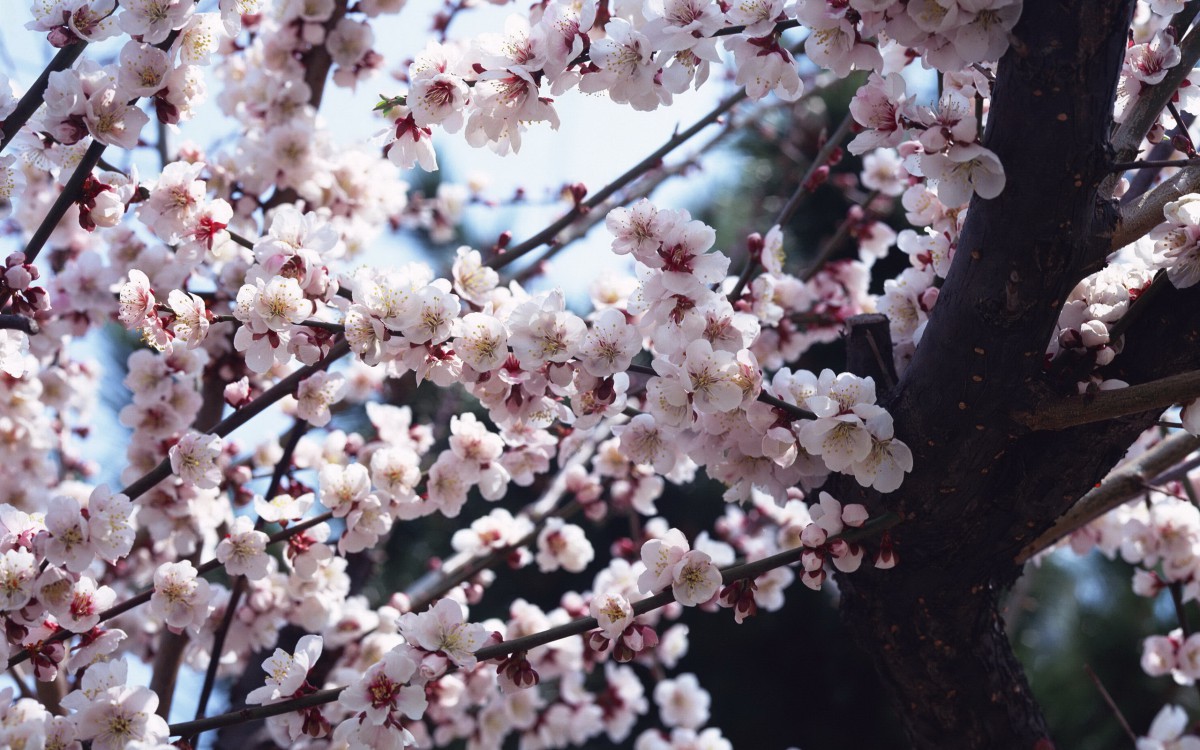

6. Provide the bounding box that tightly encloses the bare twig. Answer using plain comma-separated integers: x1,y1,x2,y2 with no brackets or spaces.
188,419,309,740
0,139,106,311
1112,158,1200,172
486,89,749,272
728,111,856,301
1083,664,1138,744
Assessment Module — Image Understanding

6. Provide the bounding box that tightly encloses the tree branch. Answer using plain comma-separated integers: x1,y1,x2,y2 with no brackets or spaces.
119,338,351,501
1112,16,1200,158
485,89,748,272
0,139,106,311
1014,369,1200,432
0,315,39,335
166,512,899,739
1113,166,1200,250
728,110,856,301
0,42,87,155
1015,431,1200,563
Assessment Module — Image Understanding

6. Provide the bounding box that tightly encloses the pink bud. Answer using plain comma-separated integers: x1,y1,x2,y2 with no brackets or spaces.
800,523,827,549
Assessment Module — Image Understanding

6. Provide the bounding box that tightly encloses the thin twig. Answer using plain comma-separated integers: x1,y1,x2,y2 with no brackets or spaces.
728,111,856,301
1083,664,1138,744
189,419,308,740
801,190,880,284
1111,157,1200,171
0,315,39,335
485,89,749,272
406,425,610,610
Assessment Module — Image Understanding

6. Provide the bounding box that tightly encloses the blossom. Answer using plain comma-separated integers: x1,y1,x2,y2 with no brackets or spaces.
169,430,223,489
579,308,640,377
921,143,1006,207
318,462,372,517
116,42,170,98
168,289,210,347
0,548,37,611
638,527,690,594
1138,705,1200,750
1154,196,1200,288
508,291,587,369
248,634,323,704
671,549,721,606
77,685,169,750
296,371,347,427
451,247,498,305
726,33,804,102
61,577,116,632
85,85,150,149
591,592,635,640
382,107,438,171
614,413,678,474
236,276,313,332
118,0,195,43
398,598,488,668
118,270,156,330
535,518,595,573
215,516,271,580
88,486,138,563
681,340,743,414
40,494,94,573
151,561,212,631
339,647,427,725
409,72,470,131
584,19,662,111
653,673,710,730
453,312,508,372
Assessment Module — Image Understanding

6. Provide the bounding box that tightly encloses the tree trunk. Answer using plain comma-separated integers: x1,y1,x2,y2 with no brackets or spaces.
822,1,1200,747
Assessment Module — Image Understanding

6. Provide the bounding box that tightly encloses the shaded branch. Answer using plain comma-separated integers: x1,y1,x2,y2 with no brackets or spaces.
1111,157,1200,171
1015,431,1200,563
728,110,856,301
1113,166,1200,250
1014,369,1200,432
0,139,106,311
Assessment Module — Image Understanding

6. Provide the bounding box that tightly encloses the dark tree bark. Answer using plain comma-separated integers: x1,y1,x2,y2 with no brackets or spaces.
823,1,1200,747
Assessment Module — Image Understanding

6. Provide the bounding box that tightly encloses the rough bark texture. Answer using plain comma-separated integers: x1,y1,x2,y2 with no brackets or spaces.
825,1,1200,747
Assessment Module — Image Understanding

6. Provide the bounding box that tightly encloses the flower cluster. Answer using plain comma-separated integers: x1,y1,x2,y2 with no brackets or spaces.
0,0,1097,743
